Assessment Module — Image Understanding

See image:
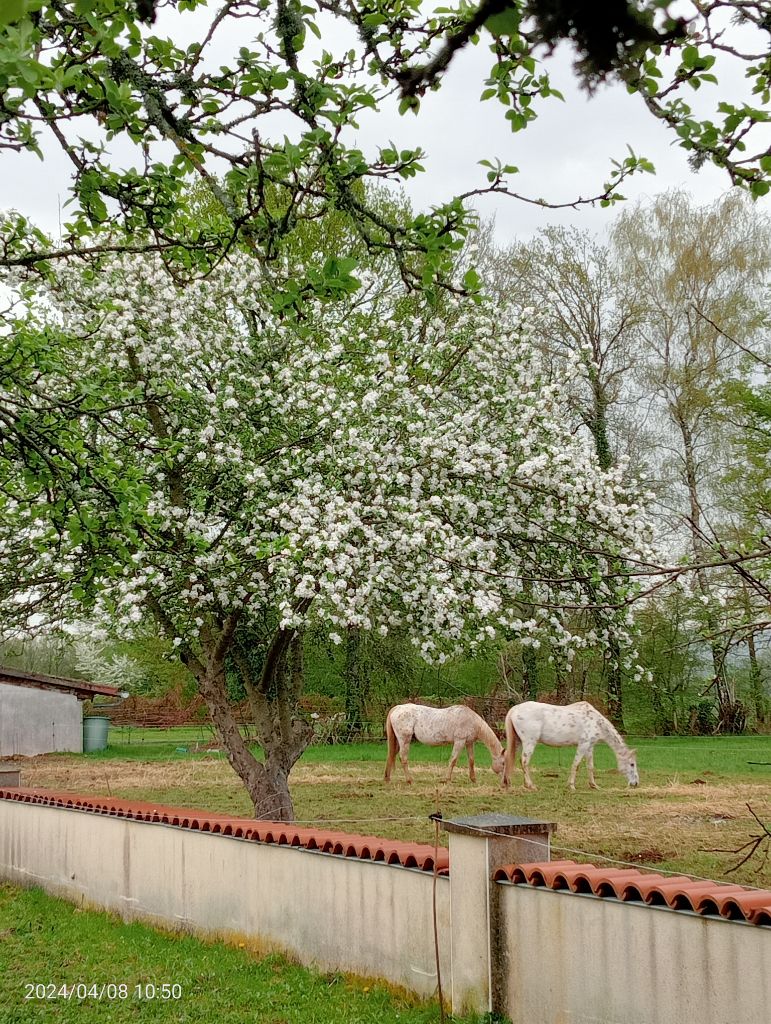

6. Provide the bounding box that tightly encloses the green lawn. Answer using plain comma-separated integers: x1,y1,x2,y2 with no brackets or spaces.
0,884,465,1024
90,726,771,777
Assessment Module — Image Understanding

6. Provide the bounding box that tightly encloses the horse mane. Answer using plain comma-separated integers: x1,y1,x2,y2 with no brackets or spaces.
595,710,630,757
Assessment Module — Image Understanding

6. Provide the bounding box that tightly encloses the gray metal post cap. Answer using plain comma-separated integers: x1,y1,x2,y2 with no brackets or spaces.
438,813,556,837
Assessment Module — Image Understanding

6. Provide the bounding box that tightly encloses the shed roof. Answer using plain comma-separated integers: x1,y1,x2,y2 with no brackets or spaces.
0,666,121,700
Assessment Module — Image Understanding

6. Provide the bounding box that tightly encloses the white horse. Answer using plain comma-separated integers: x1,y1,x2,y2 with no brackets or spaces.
384,703,505,784
503,700,639,791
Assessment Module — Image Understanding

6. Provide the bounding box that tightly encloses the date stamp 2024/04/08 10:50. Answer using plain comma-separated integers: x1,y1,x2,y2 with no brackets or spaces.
23,982,183,1001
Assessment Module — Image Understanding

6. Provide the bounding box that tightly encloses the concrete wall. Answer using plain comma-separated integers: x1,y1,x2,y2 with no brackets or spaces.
497,882,771,1024
0,798,450,997
1,795,769,1023
0,683,83,756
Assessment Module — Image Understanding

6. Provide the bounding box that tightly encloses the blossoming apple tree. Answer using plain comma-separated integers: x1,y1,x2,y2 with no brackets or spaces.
0,246,652,818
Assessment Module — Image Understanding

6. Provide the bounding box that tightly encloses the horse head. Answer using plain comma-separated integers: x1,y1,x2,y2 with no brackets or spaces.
620,749,639,787
491,750,505,776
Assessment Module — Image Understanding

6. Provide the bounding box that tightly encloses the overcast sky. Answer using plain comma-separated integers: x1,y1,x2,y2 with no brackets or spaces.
350,38,746,242
0,5,764,245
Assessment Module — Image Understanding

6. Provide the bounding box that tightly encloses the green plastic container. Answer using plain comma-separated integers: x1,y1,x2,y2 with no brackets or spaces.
83,715,110,752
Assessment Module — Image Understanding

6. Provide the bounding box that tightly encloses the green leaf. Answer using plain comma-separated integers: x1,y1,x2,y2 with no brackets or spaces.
485,9,519,38
463,267,481,291
0,0,27,28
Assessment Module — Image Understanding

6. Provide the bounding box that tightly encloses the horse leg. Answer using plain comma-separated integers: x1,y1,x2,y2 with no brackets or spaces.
502,714,517,789
399,736,413,784
568,744,590,790
384,717,397,783
445,739,465,782
586,746,599,789
466,740,476,783
521,739,537,791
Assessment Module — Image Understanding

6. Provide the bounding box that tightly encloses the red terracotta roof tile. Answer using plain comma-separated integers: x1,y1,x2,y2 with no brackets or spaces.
701,890,771,923
3,789,764,922
493,859,771,926
505,859,580,888
618,874,692,902
749,905,771,926
569,867,650,896
0,787,449,874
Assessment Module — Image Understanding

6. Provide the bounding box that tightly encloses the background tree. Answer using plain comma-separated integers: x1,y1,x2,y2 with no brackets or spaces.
506,227,649,722
717,364,771,724
466,192,771,732
506,227,646,470
612,190,771,730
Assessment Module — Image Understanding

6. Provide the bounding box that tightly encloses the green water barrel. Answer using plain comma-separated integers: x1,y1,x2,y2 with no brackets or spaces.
83,715,110,752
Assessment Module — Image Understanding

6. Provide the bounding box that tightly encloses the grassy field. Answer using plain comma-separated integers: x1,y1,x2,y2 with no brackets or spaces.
10,729,771,888
0,883,468,1024
90,725,771,774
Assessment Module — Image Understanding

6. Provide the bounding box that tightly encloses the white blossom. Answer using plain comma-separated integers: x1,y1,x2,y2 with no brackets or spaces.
0,248,651,675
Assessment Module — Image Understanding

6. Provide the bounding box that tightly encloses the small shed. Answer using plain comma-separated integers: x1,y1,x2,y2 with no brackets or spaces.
0,667,121,756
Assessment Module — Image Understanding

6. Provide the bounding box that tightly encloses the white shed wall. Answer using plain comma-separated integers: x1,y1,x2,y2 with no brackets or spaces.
0,682,83,756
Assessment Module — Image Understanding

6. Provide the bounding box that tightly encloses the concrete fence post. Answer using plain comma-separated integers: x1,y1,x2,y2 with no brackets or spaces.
0,765,21,788
442,813,555,1017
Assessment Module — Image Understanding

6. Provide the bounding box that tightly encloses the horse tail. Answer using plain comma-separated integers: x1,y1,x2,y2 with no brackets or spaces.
384,709,398,782
503,711,518,788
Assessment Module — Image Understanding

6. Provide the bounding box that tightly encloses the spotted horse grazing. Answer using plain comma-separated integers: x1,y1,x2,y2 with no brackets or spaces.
384,703,505,784
502,700,639,791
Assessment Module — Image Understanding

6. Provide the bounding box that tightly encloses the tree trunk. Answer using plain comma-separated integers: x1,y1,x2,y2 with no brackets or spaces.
195,656,295,819
589,376,625,727
676,410,736,728
193,622,312,822
748,631,767,726
605,637,625,729
588,375,613,474
554,655,568,702
251,629,312,821
520,581,539,700
741,584,767,726
344,626,368,738
522,643,539,701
